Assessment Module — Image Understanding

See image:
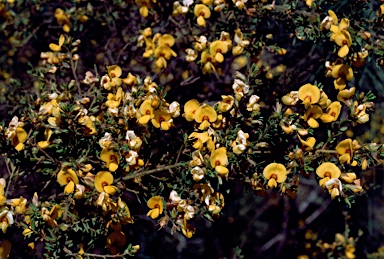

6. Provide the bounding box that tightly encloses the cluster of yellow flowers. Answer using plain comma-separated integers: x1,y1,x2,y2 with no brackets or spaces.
138,29,177,69
185,29,248,74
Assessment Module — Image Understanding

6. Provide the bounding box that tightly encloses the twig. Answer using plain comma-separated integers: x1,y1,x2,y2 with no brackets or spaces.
4,155,16,197
122,162,186,181
68,50,81,96
65,250,133,258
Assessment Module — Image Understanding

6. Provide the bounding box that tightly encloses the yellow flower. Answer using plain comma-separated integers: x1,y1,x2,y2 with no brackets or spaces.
0,240,11,259
135,0,152,17
107,65,123,88
325,178,342,199
331,30,352,58
194,103,217,130
158,34,175,48
298,83,321,108
298,135,316,151
57,168,79,194
100,148,119,172
147,196,163,219
143,38,155,58
94,171,118,195
179,218,196,238
41,204,62,227
320,101,341,123
96,192,117,211
337,87,355,103
7,196,27,214
340,173,357,183
201,51,216,74
263,163,287,188
210,147,229,177
137,99,155,125
209,40,228,63
331,64,353,81
55,8,71,32
302,105,323,128
49,34,65,52
336,139,360,165
189,132,209,150
37,128,53,149
208,192,225,215
316,162,341,187
154,35,177,68
105,87,123,108
152,109,173,130
0,210,13,233
218,95,234,112
282,91,299,105
191,166,205,181
194,4,211,27
183,99,200,121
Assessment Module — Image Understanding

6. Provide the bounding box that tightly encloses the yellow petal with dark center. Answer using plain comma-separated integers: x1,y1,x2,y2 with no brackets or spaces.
210,147,228,168
316,162,341,179
194,4,211,18
298,84,321,105
57,168,79,186
263,163,287,183
194,104,217,123
94,171,114,193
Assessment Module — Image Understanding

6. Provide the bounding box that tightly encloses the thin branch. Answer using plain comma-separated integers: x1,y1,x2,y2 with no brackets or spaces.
4,155,16,197
122,162,186,181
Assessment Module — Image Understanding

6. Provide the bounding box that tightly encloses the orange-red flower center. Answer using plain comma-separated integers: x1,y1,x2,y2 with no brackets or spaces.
304,95,312,103
324,172,331,178
146,110,151,115
110,155,117,162
202,115,210,121
66,177,73,183
270,174,278,180
215,160,221,166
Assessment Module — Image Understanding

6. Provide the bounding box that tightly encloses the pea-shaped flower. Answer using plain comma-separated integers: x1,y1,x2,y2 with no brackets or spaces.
210,40,228,63
147,196,163,219
263,163,287,188
194,4,211,27
210,147,229,177
298,84,321,108
195,103,217,130
57,168,79,194
94,171,118,195
183,99,200,121
316,162,341,187
321,101,341,123
100,149,119,172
